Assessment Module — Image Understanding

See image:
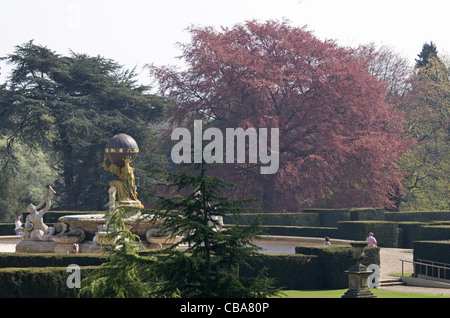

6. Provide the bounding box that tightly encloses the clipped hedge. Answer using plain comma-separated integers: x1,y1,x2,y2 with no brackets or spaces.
350,208,385,221
0,253,325,295
385,211,450,222
418,225,450,242
295,245,380,289
0,223,15,236
0,266,96,298
397,222,426,249
21,211,104,224
336,221,398,247
241,254,323,290
414,241,450,264
261,225,338,238
224,213,320,227
302,209,351,227
0,253,108,268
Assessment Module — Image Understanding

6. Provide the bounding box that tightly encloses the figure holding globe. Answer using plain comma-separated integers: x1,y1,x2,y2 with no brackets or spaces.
103,133,144,210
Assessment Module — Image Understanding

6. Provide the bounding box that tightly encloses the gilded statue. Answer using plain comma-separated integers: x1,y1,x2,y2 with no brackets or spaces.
103,154,143,209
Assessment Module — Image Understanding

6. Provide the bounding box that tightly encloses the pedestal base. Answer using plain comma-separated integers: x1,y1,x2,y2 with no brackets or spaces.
342,288,376,298
15,240,58,253
342,269,376,298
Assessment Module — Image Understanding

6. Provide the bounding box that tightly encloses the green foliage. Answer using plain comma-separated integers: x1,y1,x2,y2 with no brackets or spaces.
241,254,323,290
80,164,279,298
397,53,450,211
261,225,338,238
0,266,96,298
79,206,178,298
294,246,380,289
0,172,31,222
0,253,107,268
336,221,398,247
385,210,450,222
0,41,170,210
148,164,279,298
414,240,450,264
415,42,439,68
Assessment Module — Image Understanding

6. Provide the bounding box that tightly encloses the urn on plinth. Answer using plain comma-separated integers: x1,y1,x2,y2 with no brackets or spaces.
342,241,376,298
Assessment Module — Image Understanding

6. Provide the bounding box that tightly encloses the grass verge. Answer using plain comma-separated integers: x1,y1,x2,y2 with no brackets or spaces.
277,289,450,298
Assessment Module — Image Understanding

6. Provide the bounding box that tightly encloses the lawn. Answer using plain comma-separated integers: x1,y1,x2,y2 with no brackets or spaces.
278,289,450,298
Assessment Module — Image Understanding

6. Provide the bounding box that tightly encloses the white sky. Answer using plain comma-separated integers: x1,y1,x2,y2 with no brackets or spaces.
1,0,449,86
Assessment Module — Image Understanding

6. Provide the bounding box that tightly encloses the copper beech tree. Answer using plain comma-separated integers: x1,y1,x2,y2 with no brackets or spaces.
149,20,411,211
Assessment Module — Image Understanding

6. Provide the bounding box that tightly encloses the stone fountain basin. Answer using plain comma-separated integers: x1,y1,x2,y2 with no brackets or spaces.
51,236,84,244
58,214,163,240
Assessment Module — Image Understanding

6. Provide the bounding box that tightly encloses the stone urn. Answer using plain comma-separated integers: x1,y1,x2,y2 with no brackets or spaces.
349,241,368,271
342,241,376,298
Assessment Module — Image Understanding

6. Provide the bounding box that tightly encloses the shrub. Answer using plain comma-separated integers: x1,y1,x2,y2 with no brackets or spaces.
336,221,398,247
261,225,338,238
295,245,380,289
419,225,450,241
0,223,15,236
303,209,351,227
350,208,385,221
224,213,320,227
0,266,96,297
385,211,450,222
240,254,323,290
413,241,450,280
0,253,107,268
397,222,426,248
414,241,450,264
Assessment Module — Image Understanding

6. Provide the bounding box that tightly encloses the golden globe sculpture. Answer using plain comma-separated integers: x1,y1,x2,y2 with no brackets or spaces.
104,133,144,210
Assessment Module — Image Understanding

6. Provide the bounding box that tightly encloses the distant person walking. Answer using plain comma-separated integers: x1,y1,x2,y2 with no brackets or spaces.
14,215,22,235
323,237,331,245
366,232,377,247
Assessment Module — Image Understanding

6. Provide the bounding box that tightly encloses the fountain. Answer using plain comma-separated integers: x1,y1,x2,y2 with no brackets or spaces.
15,133,181,253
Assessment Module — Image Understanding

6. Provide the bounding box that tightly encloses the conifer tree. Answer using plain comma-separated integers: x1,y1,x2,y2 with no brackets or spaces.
148,163,278,298
415,42,438,68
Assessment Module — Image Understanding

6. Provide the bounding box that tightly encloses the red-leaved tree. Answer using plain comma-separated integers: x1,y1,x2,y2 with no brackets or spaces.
148,20,411,211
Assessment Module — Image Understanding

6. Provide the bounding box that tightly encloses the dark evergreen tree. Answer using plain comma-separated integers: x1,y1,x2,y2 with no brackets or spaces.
415,41,438,68
146,163,278,298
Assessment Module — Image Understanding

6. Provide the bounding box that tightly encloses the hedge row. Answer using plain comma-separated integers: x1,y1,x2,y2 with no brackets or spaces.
241,254,324,290
261,225,338,238
224,213,320,227
0,245,379,296
294,246,380,289
335,221,398,248
260,221,398,248
225,208,384,228
0,266,96,298
21,211,104,224
414,241,450,265
0,223,15,236
413,241,450,280
302,208,385,227
398,222,450,248
386,211,450,222
0,253,108,268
